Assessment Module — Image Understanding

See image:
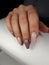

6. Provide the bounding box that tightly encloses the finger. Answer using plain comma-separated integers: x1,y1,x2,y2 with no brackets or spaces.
5,12,14,35
19,5,30,49
18,5,26,11
27,8,39,42
39,21,49,33
11,12,23,45
26,5,36,13
13,8,19,14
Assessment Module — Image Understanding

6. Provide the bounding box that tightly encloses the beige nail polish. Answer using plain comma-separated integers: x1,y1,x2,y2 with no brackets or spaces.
17,37,22,45
31,32,36,42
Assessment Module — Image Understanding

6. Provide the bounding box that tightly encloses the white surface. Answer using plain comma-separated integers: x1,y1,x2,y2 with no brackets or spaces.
0,51,24,65
0,19,49,65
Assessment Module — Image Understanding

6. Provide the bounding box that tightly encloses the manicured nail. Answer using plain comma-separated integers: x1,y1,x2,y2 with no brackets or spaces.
24,40,30,49
11,31,15,36
17,37,23,45
31,32,36,42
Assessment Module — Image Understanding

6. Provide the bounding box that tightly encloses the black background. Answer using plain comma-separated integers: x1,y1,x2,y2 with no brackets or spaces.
0,0,23,18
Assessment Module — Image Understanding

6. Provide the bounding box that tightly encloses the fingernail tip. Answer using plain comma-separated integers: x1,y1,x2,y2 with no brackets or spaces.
11,31,15,36
17,37,23,45
24,40,30,49
32,32,36,37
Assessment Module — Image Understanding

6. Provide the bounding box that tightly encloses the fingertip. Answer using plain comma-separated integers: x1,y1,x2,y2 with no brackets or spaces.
31,32,37,42
17,37,23,45
39,22,49,33
24,40,30,49
10,31,15,36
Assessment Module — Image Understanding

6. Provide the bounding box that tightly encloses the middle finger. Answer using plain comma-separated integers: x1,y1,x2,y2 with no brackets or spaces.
19,6,30,48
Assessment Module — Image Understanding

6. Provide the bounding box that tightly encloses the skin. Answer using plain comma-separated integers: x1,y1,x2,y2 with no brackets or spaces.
5,5,49,49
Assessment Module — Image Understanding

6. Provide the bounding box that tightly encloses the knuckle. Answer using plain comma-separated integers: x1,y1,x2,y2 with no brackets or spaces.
28,5,33,8
13,8,18,14
19,5,24,8
26,5,34,11
28,9,33,15
8,11,12,16
13,8,17,11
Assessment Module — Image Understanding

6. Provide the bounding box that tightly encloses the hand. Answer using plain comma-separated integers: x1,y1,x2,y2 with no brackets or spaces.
5,5,39,49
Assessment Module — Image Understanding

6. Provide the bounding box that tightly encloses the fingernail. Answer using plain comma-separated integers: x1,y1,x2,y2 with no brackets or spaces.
24,40,30,49
11,31,15,36
31,32,36,42
17,37,23,45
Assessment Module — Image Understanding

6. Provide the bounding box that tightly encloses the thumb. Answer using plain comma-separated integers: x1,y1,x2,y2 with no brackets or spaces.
39,21,49,33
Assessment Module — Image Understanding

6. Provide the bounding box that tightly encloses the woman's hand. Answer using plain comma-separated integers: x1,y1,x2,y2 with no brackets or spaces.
5,5,39,49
